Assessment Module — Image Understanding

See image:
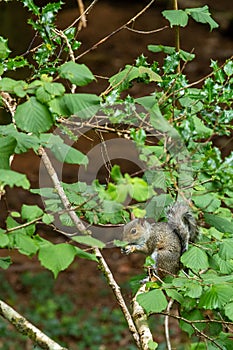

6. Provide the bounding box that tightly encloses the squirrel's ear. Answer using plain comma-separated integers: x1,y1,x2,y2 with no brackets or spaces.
130,212,136,220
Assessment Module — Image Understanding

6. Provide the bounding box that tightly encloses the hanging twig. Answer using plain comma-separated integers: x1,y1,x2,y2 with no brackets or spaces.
77,0,87,30
76,0,157,60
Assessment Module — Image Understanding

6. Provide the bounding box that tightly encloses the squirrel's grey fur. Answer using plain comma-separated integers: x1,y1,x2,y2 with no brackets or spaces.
121,202,198,279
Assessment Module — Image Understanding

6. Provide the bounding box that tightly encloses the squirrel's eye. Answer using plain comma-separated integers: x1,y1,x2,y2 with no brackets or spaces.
131,228,137,234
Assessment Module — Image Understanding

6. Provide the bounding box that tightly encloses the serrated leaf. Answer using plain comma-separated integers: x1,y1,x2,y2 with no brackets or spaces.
14,97,53,133
0,124,40,154
224,302,233,321
21,204,43,221
181,246,209,272
219,239,233,260
0,232,9,247
42,213,54,224
137,289,168,314
72,235,105,249
63,93,100,119
199,285,233,309
38,243,77,278
36,86,52,103
162,10,189,27
40,134,88,165
193,193,220,212
0,136,16,169
44,82,65,96
59,61,95,86
204,214,233,234
0,169,30,189
186,6,219,31
15,234,38,256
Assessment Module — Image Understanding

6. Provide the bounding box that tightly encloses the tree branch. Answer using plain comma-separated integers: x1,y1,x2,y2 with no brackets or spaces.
38,146,142,348
0,300,68,350
132,284,154,350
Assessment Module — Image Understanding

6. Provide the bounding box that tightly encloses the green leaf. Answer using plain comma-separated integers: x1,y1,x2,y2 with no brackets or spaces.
72,235,105,249
128,176,153,201
0,124,40,154
185,6,219,31
0,36,11,59
40,134,88,165
36,86,52,103
113,239,128,248
192,116,213,138
0,136,16,169
42,213,54,224
0,169,30,189
58,61,95,86
181,246,209,272
204,214,233,234
224,302,233,321
15,234,38,256
162,10,189,27
138,66,162,82
199,285,233,309
148,340,158,350
219,239,233,260
74,246,98,262
109,65,139,87
137,289,168,314
148,45,195,61
63,93,101,119
180,310,205,336
192,193,220,212
0,232,9,247
38,243,77,278
21,204,43,221
0,257,12,270
14,97,53,133
224,60,233,76
44,81,65,96
110,165,123,182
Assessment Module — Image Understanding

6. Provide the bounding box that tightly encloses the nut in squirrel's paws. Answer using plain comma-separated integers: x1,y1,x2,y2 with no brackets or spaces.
121,245,136,255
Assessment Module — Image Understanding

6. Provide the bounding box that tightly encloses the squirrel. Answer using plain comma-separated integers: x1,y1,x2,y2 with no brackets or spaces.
121,202,198,280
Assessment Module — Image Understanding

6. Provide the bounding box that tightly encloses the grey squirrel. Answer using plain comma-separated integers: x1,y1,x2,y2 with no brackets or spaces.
121,202,198,279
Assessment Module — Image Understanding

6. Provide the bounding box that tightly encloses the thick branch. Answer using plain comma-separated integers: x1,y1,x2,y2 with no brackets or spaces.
38,146,90,236
0,300,68,350
132,284,154,350
38,146,141,348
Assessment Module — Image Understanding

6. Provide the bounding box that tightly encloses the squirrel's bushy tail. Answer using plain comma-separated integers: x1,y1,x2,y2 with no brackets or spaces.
167,202,198,253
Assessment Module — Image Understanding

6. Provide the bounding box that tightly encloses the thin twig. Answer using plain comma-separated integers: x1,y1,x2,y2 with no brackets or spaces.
76,0,156,60
95,248,142,349
164,299,174,350
77,0,87,30
125,25,168,34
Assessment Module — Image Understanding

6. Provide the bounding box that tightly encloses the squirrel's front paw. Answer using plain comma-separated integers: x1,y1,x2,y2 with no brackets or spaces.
121,245,136,255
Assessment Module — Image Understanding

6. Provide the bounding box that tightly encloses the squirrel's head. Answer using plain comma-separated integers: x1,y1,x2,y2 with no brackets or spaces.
122,218,152,243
